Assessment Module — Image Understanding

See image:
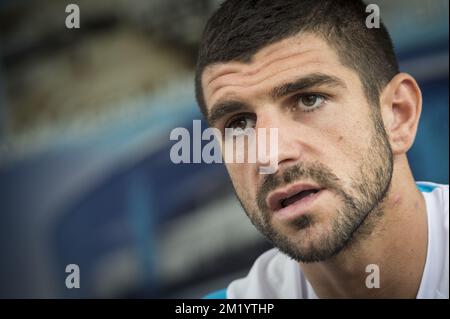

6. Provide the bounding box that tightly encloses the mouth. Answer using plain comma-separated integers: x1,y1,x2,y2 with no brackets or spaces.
267,183,323,213
281,189,320,207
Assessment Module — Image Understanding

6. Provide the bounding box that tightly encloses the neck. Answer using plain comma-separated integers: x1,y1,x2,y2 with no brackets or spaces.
300,157,428,298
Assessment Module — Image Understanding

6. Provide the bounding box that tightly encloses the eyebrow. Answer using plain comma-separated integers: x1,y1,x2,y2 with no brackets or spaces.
207,100,248,126
207,73,346,126
271,73,346,100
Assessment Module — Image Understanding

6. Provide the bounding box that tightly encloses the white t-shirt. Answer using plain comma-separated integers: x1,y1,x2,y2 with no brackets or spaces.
227,182,449,299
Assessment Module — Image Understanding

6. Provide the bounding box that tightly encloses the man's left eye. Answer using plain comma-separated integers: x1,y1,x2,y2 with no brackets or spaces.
295,94,326,111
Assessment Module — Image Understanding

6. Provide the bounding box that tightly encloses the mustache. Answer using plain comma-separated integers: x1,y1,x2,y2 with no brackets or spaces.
256,161,342,212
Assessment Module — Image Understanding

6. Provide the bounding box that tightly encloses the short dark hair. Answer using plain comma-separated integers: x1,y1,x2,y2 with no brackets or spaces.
195,0,399,117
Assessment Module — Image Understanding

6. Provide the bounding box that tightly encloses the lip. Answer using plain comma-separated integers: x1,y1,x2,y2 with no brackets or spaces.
266,183,324,219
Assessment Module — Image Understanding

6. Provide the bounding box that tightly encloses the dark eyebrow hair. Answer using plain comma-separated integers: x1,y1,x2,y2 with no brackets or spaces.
271,73,346,100
206,73,346,126
207,100,248,126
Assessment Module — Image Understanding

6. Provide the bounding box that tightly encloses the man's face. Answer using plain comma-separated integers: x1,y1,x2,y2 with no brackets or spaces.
202,34,393,263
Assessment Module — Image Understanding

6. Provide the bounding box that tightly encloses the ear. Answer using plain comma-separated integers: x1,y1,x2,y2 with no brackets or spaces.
379,73,422,155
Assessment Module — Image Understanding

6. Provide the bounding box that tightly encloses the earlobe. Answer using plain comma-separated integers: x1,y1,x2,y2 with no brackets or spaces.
379,73,422,155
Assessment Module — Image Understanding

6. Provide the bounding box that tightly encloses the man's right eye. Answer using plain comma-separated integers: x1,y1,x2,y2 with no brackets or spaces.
225,113,256,132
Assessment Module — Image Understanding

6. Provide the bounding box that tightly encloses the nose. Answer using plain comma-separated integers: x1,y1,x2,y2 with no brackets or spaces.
255,108,303,174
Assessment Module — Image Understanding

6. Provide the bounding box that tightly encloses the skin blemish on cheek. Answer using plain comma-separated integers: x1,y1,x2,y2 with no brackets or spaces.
392,194,402,206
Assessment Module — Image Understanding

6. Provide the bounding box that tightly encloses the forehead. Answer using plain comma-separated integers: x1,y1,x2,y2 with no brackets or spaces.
202,33,349,112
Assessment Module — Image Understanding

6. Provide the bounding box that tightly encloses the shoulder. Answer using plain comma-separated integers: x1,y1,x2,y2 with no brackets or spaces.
226,248,312,299
417,181,449,298
418,181,448,224
418,181,448,255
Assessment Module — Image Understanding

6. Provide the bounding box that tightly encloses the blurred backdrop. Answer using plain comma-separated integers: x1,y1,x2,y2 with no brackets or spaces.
0,0,448,298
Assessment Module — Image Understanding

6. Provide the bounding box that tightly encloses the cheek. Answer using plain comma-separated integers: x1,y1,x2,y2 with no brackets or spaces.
315,101,371,155
226,164,240,186
329,100,374,150
318,115,374,182
226,163,255,200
